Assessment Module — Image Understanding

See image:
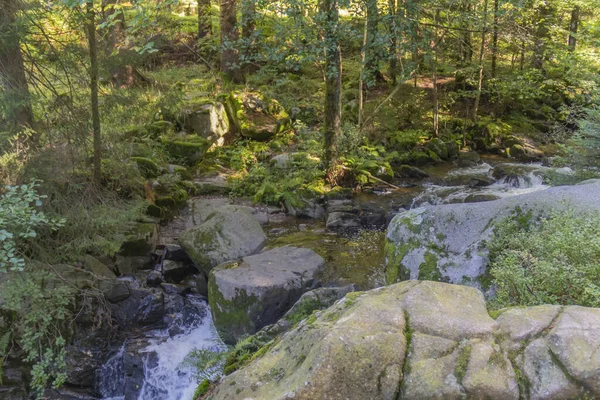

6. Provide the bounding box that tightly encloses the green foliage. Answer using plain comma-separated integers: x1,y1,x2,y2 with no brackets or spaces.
488,210,600,309
1,267,77,397
0,180,64,272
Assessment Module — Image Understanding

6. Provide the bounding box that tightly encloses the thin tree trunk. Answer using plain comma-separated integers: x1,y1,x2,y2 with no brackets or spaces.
198,0,211,38
460,1,473,64
532,4,552,71
363,0,379,88
568,6,579,52
321,0,342,170
519,36,525,71
388,0,399,84
220,0,244,83
431,10,439,137
241,0,256,73
358,14,367,128
491,0,499,77
473,0,489,122
0,0,34,131
86,0,102,184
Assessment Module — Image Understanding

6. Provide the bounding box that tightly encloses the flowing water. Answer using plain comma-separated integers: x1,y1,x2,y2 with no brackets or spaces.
99,296,224,400
98,159,573,400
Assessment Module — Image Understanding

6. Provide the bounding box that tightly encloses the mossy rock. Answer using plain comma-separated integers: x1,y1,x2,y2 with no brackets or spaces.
225,91,291,141
161,135,209,166
426,138,450,161
179,98,230,144
130,157,160,178
120,222,158,257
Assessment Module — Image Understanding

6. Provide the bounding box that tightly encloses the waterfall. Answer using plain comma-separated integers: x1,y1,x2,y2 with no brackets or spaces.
98,296,225,400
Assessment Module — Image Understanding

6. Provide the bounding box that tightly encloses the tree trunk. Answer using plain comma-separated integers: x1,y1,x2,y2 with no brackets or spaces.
431,10,439,137
198,0,211,38
460,1,473,64
321,0,342,170
472,0,489,122
532,4,552,71
241,0,256,73
0,0,34,131
491,0,499,77
388,0,399,84
86,0,102,184
363,0,379,88
220,0,244,83
358,14,367,128
568,6,579,52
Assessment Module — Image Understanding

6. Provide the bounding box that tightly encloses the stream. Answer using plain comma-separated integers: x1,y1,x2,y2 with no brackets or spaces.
97,158,573,400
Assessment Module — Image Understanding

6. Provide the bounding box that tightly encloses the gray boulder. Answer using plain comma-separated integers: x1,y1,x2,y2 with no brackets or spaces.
180,101,230,146
208,246,325,344
210,281,600,400
178,205,267,275
385,182,600,289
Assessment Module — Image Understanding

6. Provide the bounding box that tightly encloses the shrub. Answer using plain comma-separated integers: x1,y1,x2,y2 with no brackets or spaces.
488,210,600,309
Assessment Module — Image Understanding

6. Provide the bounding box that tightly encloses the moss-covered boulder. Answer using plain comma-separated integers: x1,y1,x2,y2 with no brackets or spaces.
209,281,600,400
120,222,158,257
179,99,230,145
130,156,160,178
225,91,291,141
209,246,325,344
178,206,267,275
385,181,600,290
161,134,209,165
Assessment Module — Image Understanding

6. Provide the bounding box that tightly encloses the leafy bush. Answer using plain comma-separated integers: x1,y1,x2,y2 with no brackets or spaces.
488,210,600,309
0,180,64,272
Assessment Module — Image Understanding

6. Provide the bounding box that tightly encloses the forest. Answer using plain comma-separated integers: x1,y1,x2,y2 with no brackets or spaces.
0,0,599,398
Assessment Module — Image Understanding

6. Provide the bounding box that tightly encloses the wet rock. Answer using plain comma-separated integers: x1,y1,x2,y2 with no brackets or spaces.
181,274,208,297
326,199,354,214
284,197,325,219
160,282,186,295
82,255,116,279
104,280,131,303
385,182,600,288
161,260,195,283
464,193,500,203
179,206,267,275
209,246,325,344
115,256,153,276
458,151,481,167
468,176,494,188
162,244,190,262
398,165,430,179
65,344,106,388
119,222,158,257
326,211,360,230
146,270,164,286
109,288,165,328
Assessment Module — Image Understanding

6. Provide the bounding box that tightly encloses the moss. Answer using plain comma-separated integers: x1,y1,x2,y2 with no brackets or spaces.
161,135,209,165
385,238,420,284
119,222,157,256
208,271,260,345
284,297,323,326
193,379,211,398
454,343,472,384
130,157,160,178
418,251,442,281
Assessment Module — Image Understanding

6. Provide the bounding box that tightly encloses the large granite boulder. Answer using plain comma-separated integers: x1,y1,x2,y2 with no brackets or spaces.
209,281,600,400
179,206,267,275
385,181,600,289
208,246,325,344
179,100,230,146
225,91,291,141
